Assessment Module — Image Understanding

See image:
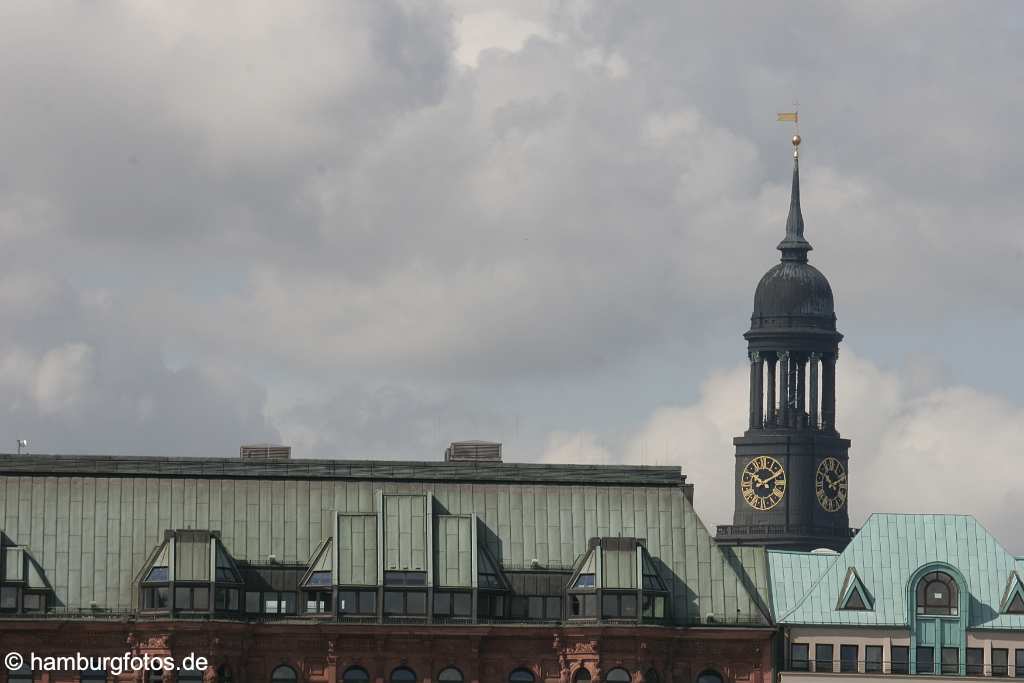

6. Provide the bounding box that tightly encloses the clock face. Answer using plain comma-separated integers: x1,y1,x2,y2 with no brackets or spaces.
815,457,848,512
740,456,787,511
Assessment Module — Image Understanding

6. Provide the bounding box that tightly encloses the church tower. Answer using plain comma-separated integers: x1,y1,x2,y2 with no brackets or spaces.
716,135,853,552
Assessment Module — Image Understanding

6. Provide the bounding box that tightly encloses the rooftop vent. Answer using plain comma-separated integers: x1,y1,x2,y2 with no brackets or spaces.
240,444,291,461
445,440,501,463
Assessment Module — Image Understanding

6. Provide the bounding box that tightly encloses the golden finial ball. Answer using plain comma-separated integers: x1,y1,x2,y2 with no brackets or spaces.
792,134,801,146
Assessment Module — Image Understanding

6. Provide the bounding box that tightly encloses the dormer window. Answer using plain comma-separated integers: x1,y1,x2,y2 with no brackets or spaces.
382,569,427,618
837,567,873,611
299,537,336,615
1000,571,1024,615
142,585,170,609
137,530,242,616
306,571,331,586
476,543,509,620
1,544,54,615
384,571,426,586
139,541,171,612
145,566,169,582
573,573,595,589
916,571,958,616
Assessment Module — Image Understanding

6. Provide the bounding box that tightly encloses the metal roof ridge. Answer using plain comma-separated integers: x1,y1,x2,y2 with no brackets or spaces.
0,452,680,470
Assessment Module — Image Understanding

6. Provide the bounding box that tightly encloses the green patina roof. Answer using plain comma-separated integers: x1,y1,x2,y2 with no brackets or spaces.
769,513,1024,629
0,453,767,626
721,545,773,622
765,549,836,618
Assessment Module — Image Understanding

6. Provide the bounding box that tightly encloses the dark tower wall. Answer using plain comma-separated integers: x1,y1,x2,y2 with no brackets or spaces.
717,141,853,552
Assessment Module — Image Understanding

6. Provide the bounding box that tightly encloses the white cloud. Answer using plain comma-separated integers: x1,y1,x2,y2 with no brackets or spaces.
454,8,550,67
541,430,613,465
32,343,95,415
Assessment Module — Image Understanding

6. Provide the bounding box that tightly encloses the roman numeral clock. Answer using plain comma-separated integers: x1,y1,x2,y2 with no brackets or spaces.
740,456,787,511
716,134,854,552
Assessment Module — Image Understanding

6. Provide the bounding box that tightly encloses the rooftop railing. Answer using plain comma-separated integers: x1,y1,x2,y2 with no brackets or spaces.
0,610,765,627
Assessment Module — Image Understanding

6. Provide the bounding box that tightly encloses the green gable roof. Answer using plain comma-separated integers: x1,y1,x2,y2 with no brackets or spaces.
769,513,1024,629
765,549,835,619
0,453,767,626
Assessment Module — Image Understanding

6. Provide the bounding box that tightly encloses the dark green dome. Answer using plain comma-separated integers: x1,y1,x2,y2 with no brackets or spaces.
753,261,834,318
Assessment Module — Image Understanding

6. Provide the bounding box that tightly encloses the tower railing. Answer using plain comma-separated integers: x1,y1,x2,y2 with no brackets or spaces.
716,524,858,539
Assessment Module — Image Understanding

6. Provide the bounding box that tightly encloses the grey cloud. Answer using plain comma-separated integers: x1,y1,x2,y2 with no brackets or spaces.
0,271,277,456
0,0,1021,509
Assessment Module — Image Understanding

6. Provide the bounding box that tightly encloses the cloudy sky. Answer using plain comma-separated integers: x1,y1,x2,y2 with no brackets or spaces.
2,1,1023,548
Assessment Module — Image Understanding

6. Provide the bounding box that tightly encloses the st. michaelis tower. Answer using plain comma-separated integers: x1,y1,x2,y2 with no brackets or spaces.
716,131,853,552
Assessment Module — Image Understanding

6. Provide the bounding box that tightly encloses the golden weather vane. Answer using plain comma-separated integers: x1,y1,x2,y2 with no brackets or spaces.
777,102,801,157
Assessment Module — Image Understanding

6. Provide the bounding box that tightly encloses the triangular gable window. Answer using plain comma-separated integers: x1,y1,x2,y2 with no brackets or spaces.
214,539,243,584
641,549,667,592
569,549,597,589
143,542,170,583
999,571,1024,614
300,538,334,588
26,555,51,590
477,543,509,591
837,567,873,611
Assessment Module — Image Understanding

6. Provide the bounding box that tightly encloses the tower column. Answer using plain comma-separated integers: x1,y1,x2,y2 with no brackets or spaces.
766,353,777,426
755,352,764,428
787,352,797,427
748,351,758,430
822,353,837,431
795,356,806,429
809,352,820,429
778,351,790,427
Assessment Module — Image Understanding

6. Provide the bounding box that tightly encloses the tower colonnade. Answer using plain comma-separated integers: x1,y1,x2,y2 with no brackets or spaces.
748,350,837,432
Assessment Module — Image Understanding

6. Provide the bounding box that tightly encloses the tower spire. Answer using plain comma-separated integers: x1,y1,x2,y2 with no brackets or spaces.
777,134,812,262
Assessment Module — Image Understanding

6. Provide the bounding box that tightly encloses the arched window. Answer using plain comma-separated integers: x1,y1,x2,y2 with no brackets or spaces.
697,670,724,683
343,667,370,682
606,669,631,683
147,672,164,683
574,668,592,682
916,571,959,616
81,671,108,682
437,667,464,682
645,670,661,683
177,672,204,683
271,665,299,682
390,667,417,682
510,669,536,683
